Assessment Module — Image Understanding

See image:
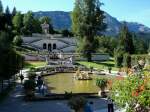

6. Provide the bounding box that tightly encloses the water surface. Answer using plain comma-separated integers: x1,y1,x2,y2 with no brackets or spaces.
44,73,106,94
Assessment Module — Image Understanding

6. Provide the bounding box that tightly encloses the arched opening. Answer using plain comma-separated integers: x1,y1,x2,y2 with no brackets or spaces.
48,43,52,52
43,43,47,49
53,43,57,50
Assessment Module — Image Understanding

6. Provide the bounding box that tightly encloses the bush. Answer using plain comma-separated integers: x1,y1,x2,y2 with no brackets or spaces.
110,73,150,112
68,96,87,112
23,80,36,91
123,53,131,68
23,79,36,98
64,91,73,99
114,48,124,67
96,78,108,89
13,35,23,46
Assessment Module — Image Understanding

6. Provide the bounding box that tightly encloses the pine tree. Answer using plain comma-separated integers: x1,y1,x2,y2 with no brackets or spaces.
0,0,3,14
12,12,23,34
5,6,10,14
0,31,24,83
32,18,42,33
12,7,17,17
5,6,12,26
23,11,34,35
0,0,4,31
118,23,134,54
72,0,106,61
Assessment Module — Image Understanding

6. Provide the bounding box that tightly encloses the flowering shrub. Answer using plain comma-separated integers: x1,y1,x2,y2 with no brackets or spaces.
108,76,124,90
110,73,150,112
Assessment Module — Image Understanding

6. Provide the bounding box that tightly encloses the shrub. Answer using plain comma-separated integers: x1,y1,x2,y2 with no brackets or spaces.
13,35,23,46
123,53,131,68
23,80,36,91
23,79,36,98
68,96,87,112
96,78,108,97
96,78,108,90
110,73,150,112
64,91,73,99
114,48,124,67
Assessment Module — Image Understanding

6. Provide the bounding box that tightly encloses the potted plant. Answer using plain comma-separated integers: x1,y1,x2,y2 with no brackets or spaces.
23,79,36,99
68,96,87,112
96,78,108,97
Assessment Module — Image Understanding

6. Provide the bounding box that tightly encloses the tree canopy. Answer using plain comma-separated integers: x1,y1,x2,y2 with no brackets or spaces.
118,23,135,54
12,12,23,34
12,7,17,17
0,0,3,14
72,0,106,61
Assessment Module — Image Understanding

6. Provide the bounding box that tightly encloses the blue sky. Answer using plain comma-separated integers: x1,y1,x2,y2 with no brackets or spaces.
1,0,150,27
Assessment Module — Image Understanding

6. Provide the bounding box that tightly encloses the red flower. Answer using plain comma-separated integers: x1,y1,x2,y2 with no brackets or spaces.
132,91,139,97
139,85,145,91
108,80,113,89
116,76,124,80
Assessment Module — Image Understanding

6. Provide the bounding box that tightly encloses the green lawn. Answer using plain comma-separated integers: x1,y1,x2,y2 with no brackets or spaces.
77,59,118,71
24,61,46,68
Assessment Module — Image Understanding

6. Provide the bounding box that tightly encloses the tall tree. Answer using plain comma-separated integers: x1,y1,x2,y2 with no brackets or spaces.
40,16,51,24
0,0,4,31
0,0,3,14
5,6,12,27
12,7,17,17
118,23,134,54
98,36,117,56
0,31,24,89
62,29,73,37
5,6,10,14
114,23,135,67
133,36,148,54
0,14,5,31
32,18,42,33
23,11,34,35
72,0,106,61
12,12,23,34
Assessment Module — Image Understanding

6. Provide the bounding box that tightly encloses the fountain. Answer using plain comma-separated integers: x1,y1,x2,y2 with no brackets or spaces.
74,68,92,80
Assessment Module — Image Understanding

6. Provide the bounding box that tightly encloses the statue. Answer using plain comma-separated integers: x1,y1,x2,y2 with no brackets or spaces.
74,68,92,80
132,59,145,73
41,22,49,34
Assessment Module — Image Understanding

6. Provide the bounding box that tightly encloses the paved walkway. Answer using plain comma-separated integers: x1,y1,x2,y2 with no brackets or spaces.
0,83,108,112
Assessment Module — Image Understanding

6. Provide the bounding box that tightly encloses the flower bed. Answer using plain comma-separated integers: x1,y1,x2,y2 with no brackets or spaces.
110,72,150,112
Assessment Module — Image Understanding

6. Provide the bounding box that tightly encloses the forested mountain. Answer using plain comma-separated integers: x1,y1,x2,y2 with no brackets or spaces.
34,11,150,37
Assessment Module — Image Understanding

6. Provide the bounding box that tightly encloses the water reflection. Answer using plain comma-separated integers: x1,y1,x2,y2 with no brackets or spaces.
44,73,101,94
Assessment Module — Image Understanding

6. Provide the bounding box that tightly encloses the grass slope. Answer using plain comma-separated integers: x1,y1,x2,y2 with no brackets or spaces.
77,59,118,71
24,61,46,68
